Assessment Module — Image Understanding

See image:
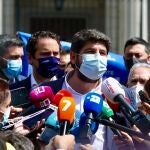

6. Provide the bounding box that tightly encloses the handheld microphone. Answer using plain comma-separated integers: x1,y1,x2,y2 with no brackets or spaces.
138,90,150,104
98,100,124,139
81,92,103,144
95,118,150,141
29,86,54,108
100,101,114,119
22,86,55,129
102,77,150,135
40,109,82,144
79,112,99,144
39,110,59,144
53,89,73,106
101,77,135,114
57,96,76,135
84,92,103,116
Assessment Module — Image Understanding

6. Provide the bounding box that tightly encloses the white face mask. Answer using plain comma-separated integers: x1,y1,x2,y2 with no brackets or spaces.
79,53,107,80
126,85,144,107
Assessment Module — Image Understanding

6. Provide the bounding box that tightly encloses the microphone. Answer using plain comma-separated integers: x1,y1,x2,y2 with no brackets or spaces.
29,86,54,108
95,118,150,141
101,77,150,135
138,90,150,104
40,109,82,144
21,86,55,129
98,101,124,139
81,92,103,144
100,100,114,119
52,89,73,106
84,92,103,116
57,96,76,135
101,77,135,114
39,110,59,144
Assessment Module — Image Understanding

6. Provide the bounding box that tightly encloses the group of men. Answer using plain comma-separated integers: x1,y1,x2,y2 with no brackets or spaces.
0,29,149,150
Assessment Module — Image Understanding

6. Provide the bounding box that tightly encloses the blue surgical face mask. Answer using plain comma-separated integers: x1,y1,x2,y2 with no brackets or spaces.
37,56,62,78
0,107,11,125
2,59,22,78
78,53,107,80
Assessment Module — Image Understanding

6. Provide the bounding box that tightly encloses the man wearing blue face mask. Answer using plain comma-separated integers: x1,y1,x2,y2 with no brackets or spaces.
0,34,25,84
10,31,63,107
41,29,118,150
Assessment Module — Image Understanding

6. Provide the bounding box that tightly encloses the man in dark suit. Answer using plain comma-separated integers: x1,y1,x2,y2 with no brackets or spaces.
10,31,63,107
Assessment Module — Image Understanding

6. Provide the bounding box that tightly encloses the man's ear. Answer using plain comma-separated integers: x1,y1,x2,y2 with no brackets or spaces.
70,51,76,65
147,55,150,64
28,53,33,65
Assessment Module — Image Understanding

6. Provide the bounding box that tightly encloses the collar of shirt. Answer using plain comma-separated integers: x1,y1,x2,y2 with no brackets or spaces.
31,73,58,89
30,73,38,88
62,73,102,112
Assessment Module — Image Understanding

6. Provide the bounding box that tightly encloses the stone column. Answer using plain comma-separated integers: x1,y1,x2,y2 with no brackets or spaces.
105,0,148,53
3,0,15,34
0,0,3,34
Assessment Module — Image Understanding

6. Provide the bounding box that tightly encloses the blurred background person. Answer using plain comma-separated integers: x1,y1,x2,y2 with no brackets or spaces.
123,37,150,72
60,48,73,74
125,63,150,109
0,34,25,84
139,78,150,114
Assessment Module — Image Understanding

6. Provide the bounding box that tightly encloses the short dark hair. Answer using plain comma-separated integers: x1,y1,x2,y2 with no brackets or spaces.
26,31,61,57
71,29,111,54
124,37,150,53
0,34,23,56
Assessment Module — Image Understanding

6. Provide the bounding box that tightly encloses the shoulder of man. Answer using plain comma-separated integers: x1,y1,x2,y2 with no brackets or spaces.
9,75,31,92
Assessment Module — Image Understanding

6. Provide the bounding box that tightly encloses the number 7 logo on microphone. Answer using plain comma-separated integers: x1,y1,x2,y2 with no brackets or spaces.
62,100,72,111
58,96,76,125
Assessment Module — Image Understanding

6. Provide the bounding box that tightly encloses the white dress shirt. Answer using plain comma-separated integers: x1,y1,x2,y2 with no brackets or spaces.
62,74,113,150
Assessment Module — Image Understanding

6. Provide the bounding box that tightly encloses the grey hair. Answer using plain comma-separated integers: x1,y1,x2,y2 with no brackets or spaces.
128,63,150,82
